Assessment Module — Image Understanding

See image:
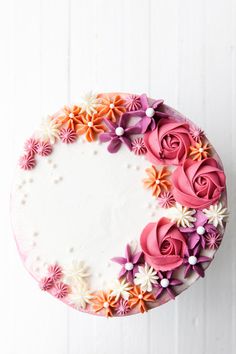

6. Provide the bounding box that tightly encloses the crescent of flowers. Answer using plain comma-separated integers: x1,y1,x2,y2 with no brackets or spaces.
18,92,228,317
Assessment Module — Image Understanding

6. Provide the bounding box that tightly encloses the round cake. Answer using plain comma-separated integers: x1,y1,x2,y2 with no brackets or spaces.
11,92,228,317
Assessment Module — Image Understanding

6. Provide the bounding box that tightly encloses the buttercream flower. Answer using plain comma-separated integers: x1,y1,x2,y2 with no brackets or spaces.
183,246,211,278
24,138,39,154
205,232,223,250
39,276,53,291
59,128,77,143
92,290,117,317
58,105,81,130
140,217,187,272
128,285,155,313
203,202,228,227
79,91,100,116
19,152,36,170
189,140,211,161
98,95,126,122
47,264,63,282
143,165,171,198
115,299,131,316
172,158,226,209
37,116,60,144
110,278,132,301
36,141,52,156
144,118,194,166
189,125,204,142
157,192,175,209
76,114,105,142
124,94,142,112
154,271,183,300
179,210,218,249
99,115,140,153
69,284,93,310
134,263,158,292
170,203,196,228
53,282,70,298
64,260,90,286
111,244,143,283
131,137,147,155
124,94,168,133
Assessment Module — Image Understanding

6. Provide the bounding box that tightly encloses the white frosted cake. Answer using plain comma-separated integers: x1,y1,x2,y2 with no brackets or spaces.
11,92,228,317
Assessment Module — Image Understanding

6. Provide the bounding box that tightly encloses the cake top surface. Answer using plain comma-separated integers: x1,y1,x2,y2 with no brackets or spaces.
11,92,228,317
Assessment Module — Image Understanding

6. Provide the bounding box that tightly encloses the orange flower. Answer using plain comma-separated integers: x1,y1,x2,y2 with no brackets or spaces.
97,95,126,122
189,140,211,161
128,286,155,313
143,165,171,197
58,105,81,130
92,290,117,317
76,114,105,142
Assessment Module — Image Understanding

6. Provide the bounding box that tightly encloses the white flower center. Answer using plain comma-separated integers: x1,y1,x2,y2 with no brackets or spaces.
199,147,204,153
188,256,198,265
103,301,109,309
160,278,169,288
115,127,125,136
155,179,160,185
69,113,74,118
125,262,134,271
145,107,155,118
196,226,205,235
87,122,93,127
109,103,115,109
138,294,143,299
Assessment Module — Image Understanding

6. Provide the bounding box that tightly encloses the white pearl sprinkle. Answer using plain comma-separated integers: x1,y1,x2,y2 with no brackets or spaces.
88,122,93,127
115,127,125,136
196,226,205,235
188,256,198,265
155,179,160,185
103,301,109,309
138,294,143,299
145,107,155,118
199,148,204,153
160,278,169,288
69,113,74,118
109,103,115,109
125,262,134,271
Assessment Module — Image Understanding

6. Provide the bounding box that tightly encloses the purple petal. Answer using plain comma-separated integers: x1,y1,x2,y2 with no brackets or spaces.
103,118,117,131
108,138,122,153
127,271,133,283
169,279,183,286
193,264,205,277
132,251,143,264
152,99,164,109
120,136,132,150
179,227,195,234
197,256,211,264
184,264,192,278
139,116,151,133
166,271,173,279
188,234,200,249
166,287,176,300
149,117,157,131
155,287,164,299
99,133,112,143
193,245,201,256
195,210,208,227
119,267,127,278
125,125,142,135
201,236,206,249
140,94,149,110
111,257,127,265
125,244,131,261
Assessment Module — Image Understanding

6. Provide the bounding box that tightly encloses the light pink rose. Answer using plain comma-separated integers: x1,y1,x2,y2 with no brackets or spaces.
144,118,194,166
172,158,226,209
140,217,187,272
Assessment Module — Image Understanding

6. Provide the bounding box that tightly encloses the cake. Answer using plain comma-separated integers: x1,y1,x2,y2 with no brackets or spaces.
10,92,228,317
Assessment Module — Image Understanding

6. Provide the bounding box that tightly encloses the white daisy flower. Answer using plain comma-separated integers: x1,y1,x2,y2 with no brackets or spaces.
171,203,196,227
110,278,132,301
64,260,90,286
79,91,100,115
134,263,158,292
36,115,60,144
203,202,229,227
69,283,93,310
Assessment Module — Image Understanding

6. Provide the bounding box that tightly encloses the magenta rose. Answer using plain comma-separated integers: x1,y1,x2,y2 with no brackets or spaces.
140,217,187,271
144,118,194,166
172,158,226,209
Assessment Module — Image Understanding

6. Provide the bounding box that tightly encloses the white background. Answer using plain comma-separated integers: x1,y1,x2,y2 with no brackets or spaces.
0,0,236,353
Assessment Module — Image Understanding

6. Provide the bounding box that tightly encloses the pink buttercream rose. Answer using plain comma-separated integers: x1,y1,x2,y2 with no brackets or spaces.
172,158,226,209
140,217,187,271
144,118,194,165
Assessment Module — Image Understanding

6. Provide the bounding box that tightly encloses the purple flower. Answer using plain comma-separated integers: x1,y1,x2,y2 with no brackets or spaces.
122,93,168,133
154,271,183,300
115,299,131,316
111,244,143,283
99,115,140,153
179,210,218,249
183,246,211,278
